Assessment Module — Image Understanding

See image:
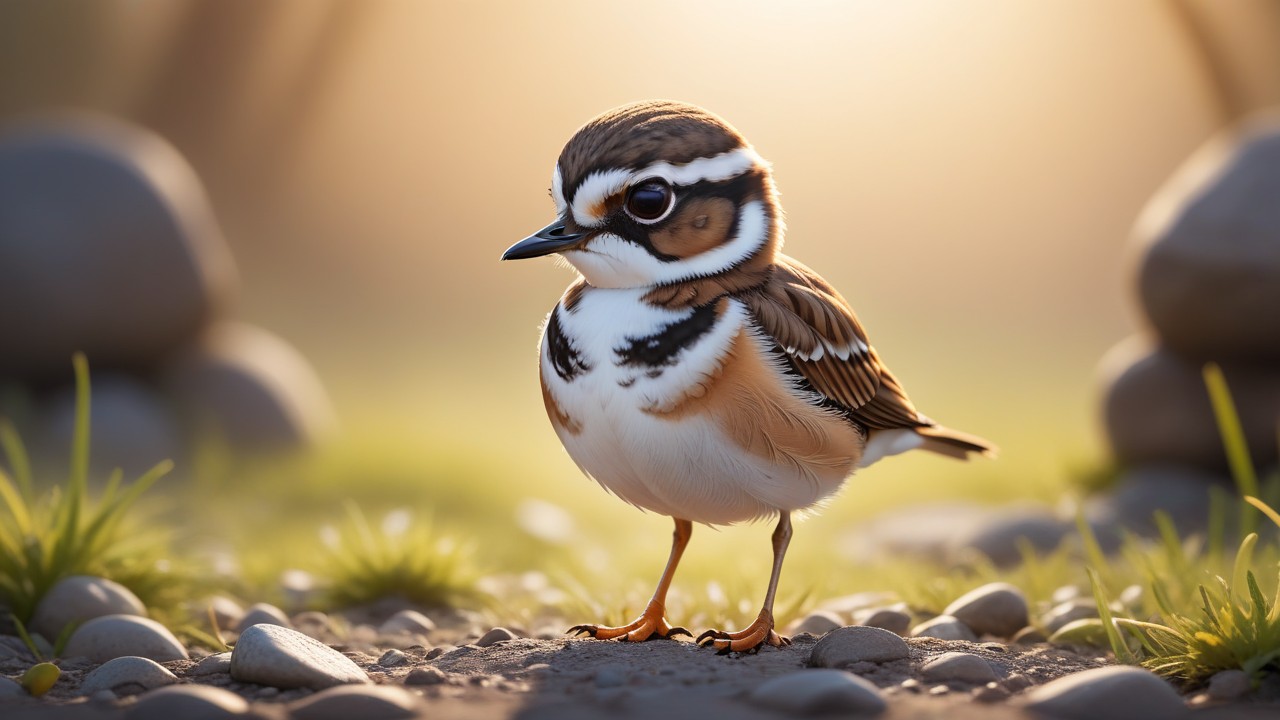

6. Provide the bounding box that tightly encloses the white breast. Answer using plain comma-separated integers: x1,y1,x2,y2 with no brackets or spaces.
539,286,851,524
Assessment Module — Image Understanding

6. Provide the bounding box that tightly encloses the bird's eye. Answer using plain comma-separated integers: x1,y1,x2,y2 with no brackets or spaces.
624,179,674,223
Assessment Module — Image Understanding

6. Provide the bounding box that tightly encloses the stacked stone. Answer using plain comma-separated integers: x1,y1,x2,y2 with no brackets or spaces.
0,114,333,475
1100,114,1280,531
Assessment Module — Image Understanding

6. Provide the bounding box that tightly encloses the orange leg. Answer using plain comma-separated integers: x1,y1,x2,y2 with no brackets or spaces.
697,512,794,654
569,518,693,642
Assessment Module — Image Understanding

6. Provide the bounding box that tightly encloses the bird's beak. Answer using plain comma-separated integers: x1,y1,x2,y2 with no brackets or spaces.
501,220,587,261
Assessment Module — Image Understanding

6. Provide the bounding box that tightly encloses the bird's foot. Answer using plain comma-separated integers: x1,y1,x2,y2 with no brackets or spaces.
568,600,690,642
696,609,791,654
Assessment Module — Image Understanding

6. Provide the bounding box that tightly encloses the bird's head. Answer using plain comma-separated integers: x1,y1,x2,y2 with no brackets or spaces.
502,101,783,288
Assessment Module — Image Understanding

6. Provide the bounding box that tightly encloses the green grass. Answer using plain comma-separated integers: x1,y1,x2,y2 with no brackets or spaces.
1081,363,1280,684
0,354,177,629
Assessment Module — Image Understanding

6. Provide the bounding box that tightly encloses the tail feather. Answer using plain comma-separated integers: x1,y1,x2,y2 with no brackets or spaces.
915,425,998,460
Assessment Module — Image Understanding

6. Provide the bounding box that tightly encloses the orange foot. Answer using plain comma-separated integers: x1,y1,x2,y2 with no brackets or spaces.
696,609,791,654
568,601,691,643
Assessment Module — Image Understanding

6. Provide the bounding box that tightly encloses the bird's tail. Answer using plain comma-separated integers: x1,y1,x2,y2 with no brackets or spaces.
915,424,998,461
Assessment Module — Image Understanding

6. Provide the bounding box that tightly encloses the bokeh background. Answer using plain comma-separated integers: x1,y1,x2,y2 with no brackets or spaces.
3,0,1279,616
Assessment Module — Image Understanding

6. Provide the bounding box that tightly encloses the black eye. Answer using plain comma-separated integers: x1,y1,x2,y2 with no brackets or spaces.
624,179,674,222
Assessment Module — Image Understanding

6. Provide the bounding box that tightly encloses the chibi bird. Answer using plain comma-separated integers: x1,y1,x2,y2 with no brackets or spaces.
502,101,994,652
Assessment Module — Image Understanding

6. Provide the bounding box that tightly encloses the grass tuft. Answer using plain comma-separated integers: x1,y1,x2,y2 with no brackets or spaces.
0,354,176,628
314,500,480,610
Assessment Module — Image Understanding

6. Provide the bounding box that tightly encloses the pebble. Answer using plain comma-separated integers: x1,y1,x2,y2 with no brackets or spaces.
920,652,999,684
31,575,147,640
294,611,332,635
747,669,886,716
790,610,844,636
928,684,950,696
0,676,23,695
853,607,912,636
973,681,1010,702
808,625,909,667
288,684,423,720
235,602,292,632
379,609,437,636
951,511,1070,567
1024,666,1188,720
378,649,408,667
594,664,628,688
944,582,1029,638
123,684,250,720
1012,626,1047,645
910,615,977,642
188,651,232,676
80,656,178,695
89,689,117,703
1005,673,1033,692
1207,669,1250,700
1052,586,1081,604
403,666,448,686
476,627,517,647
205,596,244,630
229,623,368,689
64,614,188,663
1042,600,1098,634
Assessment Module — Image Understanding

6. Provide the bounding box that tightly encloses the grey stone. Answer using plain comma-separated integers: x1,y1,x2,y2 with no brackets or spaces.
944,582,1029,638
854,608,911,636
920,652,999,684
64,614,188,663
287,684,421,720
404,666,447,686
1136,121,1280,360
187,651,232,676
816,592,895,617
1005,673,1034,692
1052,586,1082,604
31,575,147,640
748,669,886,716
0,676,22,695
377,649,408,667
89,689,117,703
123,684,250,720
476,627,517,647
952,510,1069,567
1041,600,1099,634
205,596,243,630
1012,626,1048,645
34,376,185,480
161,322,334,453
0,115,235,380
80,656,177,695
1024,666,1188,720
378,609,436,637
594,664,628,688
235,602,292,633
1089,464,1227,539
790,610,844,637
910,615,977,642
974,682,1011,702
1207,669,1250,700
229,623,368,689
1101,338,1279,474
808,625,909,668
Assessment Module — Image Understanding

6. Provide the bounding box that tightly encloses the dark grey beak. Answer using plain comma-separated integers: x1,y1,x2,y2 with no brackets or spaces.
501,220,586,260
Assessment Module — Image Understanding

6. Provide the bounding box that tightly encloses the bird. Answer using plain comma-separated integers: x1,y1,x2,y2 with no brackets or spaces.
501,100,995,653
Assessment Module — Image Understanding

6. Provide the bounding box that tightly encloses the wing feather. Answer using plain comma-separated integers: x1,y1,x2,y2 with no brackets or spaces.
744,255,927,431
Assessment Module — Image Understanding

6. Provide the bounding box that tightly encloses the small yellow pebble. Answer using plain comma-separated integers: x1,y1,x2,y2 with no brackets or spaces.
20,662,60,697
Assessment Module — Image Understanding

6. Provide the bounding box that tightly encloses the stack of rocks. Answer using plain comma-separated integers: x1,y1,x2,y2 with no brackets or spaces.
1099,114,1280,534
0,114,334,476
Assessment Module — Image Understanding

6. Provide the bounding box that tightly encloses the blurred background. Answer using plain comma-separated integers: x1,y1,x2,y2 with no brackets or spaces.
2,0,1278,618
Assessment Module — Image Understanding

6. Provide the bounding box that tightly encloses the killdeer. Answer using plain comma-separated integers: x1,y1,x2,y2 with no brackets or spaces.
502,101,994,653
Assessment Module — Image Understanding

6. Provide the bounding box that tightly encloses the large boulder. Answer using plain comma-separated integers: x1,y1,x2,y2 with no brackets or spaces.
161,322,335,452
1134,117,1280,361
0,115,236,381
1101,336,1279,473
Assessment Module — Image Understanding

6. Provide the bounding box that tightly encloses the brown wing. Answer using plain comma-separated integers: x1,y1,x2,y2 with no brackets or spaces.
744,255,928,430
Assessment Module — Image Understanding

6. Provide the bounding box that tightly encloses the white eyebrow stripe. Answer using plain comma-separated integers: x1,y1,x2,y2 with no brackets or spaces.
568,146,765,227
551,164,567,215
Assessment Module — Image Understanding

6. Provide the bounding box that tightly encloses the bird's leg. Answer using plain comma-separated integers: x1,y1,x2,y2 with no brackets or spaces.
697,512,794,653
568,518,693,642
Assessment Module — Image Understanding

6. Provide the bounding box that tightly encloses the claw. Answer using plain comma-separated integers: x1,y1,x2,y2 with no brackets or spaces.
667,626,692,639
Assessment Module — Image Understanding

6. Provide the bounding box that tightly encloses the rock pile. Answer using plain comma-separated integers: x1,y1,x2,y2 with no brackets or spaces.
1099,114,1280,532
0,114,333,474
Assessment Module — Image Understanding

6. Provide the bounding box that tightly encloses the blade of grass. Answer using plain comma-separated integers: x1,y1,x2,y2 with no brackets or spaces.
0,419,33,497
1088,567,1135,664
1203,363,1259,536
1232,533,1258,600
1244,496,1280,530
